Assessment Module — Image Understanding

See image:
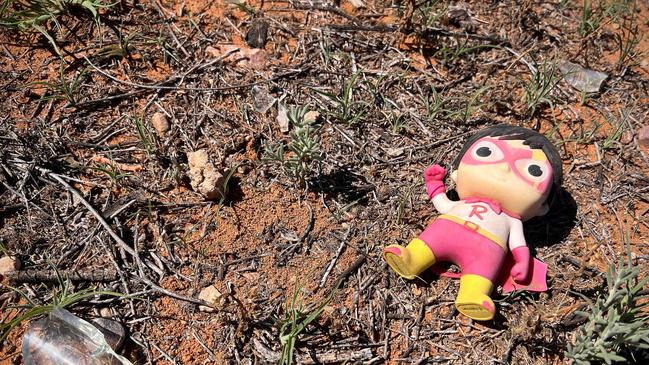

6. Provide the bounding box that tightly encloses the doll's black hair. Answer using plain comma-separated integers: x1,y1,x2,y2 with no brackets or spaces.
452,124,563,189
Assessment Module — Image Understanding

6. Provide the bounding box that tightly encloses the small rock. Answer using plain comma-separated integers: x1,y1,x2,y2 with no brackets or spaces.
99,307,113,318
447,8,470,24
187,150,226,200
205,45,225,58
639,125,649,148
641,58,649,69
226,0,246,6
376,185,391,202
198,285,224,312
348,0,366,8
304,111,320,124
0,256,20,278
620,130,634,145
91,318,126,351
246,19,269,49
245,49,268,70
206,45,268,70
322,305,335,315
251,85,276,113
242,272,260,282
445,6,476,31
386,147,404,157
558,61,608,93
276,103,289,132
151,112,170,134
411,286,422,296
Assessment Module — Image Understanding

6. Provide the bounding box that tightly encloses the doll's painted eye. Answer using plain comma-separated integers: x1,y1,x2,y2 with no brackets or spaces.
476,147,491,157
516,159,550,182
528,164,543,177
470,141,504,162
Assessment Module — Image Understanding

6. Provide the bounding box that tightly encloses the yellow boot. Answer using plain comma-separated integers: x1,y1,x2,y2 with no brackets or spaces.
455,274,496,321
383,238,436,280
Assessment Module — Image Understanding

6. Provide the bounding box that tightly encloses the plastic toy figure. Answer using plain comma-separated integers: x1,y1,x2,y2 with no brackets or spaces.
383,124,563,321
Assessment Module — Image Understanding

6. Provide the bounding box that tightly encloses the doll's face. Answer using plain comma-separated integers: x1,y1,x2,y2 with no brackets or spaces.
451,137,554,220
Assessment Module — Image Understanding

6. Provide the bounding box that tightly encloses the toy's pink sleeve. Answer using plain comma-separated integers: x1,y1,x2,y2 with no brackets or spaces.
508,218,530,282
424,165,446,198
510,246,530,282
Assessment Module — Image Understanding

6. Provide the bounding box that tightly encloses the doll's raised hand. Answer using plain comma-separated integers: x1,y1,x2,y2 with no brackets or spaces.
424,164,446,181
510,246,531,282
424,164,446,198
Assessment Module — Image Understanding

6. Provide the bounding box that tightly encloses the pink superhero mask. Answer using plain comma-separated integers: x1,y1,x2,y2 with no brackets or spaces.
460,137,553,193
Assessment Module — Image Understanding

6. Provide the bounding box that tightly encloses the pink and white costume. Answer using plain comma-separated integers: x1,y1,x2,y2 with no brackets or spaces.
419,198,523,282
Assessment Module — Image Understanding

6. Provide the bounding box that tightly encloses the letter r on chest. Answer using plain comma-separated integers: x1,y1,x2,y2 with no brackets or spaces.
468,204,489,220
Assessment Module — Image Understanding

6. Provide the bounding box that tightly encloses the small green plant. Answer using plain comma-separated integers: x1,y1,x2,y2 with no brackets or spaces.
566,250,649,364
372,96,407,134
579,0,632,37
601,123,625,150
384,110,407,134
580,0,602,36
579,89,592,107
452,85,490,123
396,185,414,225
225,0,255,15
310,72,369,125
86,163,131,184
522,62,562,118
434,39,496,63
32,63,88,106
278,279,339,365
614,21,643,72
413,0,443,28
601,109,629,150
263,105,323,186
420,88,452,124
134,117,155,155
317,38,333,69
1,267,122,342
0,0,112,56
573,121,603,145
